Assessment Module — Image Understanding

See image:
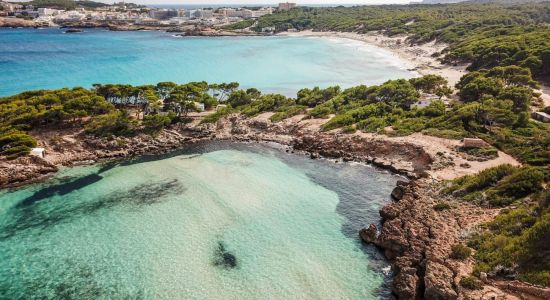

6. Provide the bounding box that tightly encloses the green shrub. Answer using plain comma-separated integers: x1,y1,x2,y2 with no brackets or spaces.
340,125,356,134
421,128,466,139
491,167,545,200
443,164,517,196
391,117,427,136
433,203,451,211
459,146,499,160
85,110,137,137
0,128,37,158
519,271,550,288
356,117,387,133
460,276,483,290
450,244,472,260
270,105,307,122
143,114,172,133
469,202,550,287
200,107,233,124
308,104,333,119
321,114,354,131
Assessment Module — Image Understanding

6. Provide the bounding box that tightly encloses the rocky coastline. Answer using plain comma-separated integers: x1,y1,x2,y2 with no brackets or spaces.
0,113,430,188
0,17,267,37
1,114,548,299
360,180,550,300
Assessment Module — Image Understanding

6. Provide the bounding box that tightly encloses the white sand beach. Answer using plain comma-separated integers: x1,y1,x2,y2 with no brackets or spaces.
278,30,467,86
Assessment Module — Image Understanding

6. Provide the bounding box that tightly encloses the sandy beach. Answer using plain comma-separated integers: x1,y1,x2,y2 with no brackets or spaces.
278,30,467,86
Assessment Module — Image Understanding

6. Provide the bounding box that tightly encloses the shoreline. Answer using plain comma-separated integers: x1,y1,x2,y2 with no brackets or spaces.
0,115,430,189
278,30,467,87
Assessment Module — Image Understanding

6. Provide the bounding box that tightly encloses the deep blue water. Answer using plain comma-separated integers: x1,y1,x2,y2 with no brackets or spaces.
0,28,415,96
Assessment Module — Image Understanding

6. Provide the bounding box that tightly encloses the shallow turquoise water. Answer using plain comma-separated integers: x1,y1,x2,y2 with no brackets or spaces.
0,28,415,96
0,142,399,299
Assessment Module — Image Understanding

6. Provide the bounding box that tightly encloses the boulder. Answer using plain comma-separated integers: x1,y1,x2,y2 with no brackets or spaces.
396,180,410,187
380,203,400,220
359,224,378,243
393,266,420,300
424,261,458,300
391,185,406,201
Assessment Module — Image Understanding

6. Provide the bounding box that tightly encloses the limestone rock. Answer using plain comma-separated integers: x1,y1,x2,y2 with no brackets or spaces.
359,224,378,243
393,266,420,299
391,185,406,200
424,261,458,300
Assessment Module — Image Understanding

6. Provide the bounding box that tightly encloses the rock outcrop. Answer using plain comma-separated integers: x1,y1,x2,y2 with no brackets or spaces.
292,134,432,178
360,181,466,299
0,155,58,187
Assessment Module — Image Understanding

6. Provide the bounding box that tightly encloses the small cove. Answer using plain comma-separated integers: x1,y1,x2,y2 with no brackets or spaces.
0,141,401,299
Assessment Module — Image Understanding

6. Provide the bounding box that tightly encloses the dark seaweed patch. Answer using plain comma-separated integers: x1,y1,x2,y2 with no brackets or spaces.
114,179,185,206
15,163,119,208
212,241,237,269
0,259,145,299
16,174,103,208
0,179,186,240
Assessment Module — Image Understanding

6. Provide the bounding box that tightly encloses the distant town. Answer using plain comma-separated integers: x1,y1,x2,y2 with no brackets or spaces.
0,1,298,34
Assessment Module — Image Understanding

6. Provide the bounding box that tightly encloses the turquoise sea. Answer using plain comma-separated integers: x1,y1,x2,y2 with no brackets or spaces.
0,28,415,96
0,28,410,298
0,142,400,299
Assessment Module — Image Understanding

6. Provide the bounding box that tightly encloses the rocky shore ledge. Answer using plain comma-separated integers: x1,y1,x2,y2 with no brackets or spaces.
0,113,432,188
360,181,550,300
1,113,547,299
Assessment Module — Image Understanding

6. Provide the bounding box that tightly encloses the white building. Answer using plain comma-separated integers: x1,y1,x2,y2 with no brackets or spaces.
194,102,205,112
253,7,273,18
278,2,297,11
149,9,179,20
192,9,213,19
261,26,276,32
38,8,59,17
55,11,86,21
30,148,45,158
168,17,189,25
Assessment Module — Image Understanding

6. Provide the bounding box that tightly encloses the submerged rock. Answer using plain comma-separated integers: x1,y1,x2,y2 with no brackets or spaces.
213,241,237,269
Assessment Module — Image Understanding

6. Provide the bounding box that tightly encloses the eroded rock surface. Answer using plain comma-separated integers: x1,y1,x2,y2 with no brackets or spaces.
360,181,494,299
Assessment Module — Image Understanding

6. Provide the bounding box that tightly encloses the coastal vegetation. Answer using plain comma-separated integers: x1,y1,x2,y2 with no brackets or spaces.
0,82,217,157
449,244,471,260
0,88,113,158
2,66,548,164
442,160,548,286
466,188,550,286
460,276,483,290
